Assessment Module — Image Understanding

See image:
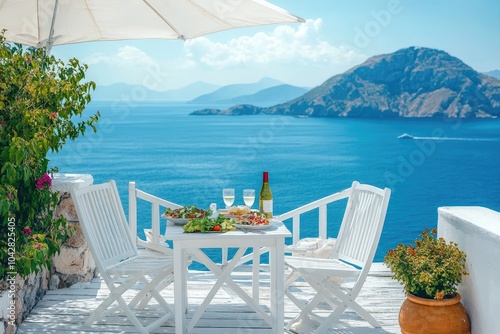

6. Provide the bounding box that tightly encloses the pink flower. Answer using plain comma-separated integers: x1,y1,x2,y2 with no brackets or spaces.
23,227,32,235
49,112,58,119
36,173,52,189
7,193,14,199
33,242,44,250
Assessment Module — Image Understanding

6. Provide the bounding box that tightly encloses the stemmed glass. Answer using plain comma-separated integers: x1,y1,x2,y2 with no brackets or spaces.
222,188,235,210
243,189,255,209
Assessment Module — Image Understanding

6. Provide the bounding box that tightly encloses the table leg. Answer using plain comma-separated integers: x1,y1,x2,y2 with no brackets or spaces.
253,248,260,303
173,245,186,334
270,238,285,334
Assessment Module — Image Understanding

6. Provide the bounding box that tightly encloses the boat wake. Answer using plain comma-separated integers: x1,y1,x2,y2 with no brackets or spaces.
412,136,500,142
398,133,499,141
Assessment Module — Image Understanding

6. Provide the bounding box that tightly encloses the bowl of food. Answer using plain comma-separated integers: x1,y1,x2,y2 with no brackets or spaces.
162,205,211,225
219,205,254,218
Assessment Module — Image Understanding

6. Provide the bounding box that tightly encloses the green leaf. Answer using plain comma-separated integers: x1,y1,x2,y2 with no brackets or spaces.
15,149,24,165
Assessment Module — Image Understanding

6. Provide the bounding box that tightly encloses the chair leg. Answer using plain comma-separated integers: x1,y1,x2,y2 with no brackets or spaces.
87,287,150,334
115,294,150,334
130,270,173,311
315,304,347,333
137,272,173,309
286,286,325,329
345,300,381,327
118,273,174,333
320,278,382,329
85,275,140,325
86,272,173,334
286,270,382,332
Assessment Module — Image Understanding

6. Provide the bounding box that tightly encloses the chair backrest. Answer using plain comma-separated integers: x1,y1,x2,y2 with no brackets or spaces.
332,182,391,269
71,180,138,272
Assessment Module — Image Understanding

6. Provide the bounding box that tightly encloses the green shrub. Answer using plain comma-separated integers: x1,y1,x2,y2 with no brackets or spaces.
0,31,100,279
384,228,468,299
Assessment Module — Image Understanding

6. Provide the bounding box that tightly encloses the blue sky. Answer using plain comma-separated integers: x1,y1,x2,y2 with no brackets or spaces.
51,0,500,91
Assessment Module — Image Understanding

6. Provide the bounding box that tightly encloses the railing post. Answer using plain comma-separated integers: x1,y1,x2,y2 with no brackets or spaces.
292,216,300,245
129,182,137,246
319,205,327,239
152,202,160,246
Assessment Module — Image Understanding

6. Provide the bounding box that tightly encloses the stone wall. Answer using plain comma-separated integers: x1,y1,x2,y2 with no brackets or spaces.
1,174,96,334
0,268,50,334
50,191,97,289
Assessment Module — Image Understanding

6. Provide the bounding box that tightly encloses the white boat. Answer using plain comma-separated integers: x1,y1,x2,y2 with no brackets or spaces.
398,133,414,139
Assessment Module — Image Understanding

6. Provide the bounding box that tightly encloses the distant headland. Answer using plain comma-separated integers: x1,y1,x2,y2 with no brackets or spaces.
191,47,500,118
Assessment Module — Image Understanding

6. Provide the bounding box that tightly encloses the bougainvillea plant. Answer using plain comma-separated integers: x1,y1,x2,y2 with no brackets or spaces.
0,30,100,279
384,228,468,299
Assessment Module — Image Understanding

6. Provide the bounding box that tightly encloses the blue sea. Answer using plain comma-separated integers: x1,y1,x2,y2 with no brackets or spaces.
48,101,500,265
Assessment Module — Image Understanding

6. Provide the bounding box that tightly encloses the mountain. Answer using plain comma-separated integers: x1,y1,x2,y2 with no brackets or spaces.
484,70,500,80
187,77,284,104
91,81,220,101
192,47,500,118
161,81,221,101
218,84,309,107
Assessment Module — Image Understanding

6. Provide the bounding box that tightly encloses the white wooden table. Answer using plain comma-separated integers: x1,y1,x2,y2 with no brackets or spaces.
164,222,291,334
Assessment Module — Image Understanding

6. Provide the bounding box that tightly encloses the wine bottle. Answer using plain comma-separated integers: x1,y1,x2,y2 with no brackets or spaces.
259,171,273,218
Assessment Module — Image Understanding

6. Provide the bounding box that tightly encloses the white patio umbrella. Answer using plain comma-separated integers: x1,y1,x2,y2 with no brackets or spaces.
0,0,303,53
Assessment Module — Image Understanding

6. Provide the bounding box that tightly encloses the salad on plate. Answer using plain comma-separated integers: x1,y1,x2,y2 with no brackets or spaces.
183,215,234,233
163,205,211,219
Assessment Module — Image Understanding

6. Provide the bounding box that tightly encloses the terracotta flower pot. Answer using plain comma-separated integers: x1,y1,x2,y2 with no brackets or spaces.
399,292,470,334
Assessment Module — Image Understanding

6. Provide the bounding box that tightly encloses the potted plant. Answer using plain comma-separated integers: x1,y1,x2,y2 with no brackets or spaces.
384,228,470,334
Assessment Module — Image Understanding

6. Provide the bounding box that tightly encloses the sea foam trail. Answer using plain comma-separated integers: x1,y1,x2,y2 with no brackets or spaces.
412,136,500,141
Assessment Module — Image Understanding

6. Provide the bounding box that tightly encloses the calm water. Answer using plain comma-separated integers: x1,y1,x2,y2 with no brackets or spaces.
49,101,500,264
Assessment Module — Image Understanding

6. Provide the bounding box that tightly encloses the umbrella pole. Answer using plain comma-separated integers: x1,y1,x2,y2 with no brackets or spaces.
46,0,60,55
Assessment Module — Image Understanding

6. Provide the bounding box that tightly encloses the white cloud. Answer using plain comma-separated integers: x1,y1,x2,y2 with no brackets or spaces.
85,46,158,67
83,46,174,89
183,19,366,69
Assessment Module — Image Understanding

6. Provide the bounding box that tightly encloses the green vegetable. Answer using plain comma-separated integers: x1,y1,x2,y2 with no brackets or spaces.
183,215,234,233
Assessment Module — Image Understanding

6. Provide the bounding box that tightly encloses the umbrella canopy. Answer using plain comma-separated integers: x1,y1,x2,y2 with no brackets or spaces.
0,0,304,53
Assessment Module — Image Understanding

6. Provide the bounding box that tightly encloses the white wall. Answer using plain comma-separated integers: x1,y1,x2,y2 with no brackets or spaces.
438,206,500,334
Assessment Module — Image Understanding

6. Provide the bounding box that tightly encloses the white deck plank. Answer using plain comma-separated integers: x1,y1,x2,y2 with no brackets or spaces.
17,264,404,334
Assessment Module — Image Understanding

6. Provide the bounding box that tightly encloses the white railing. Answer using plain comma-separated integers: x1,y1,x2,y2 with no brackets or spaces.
128,182,180,254
277,187,352,245
128,181,353,265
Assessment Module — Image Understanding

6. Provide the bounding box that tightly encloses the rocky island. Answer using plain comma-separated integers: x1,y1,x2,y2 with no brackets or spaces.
192,47,500,118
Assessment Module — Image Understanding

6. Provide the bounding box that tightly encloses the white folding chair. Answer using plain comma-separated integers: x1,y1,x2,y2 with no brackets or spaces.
284,181,391,333
71,180,174,334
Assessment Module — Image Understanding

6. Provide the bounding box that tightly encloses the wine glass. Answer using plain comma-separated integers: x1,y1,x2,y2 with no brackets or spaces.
222,188,235,209
243,189,255,209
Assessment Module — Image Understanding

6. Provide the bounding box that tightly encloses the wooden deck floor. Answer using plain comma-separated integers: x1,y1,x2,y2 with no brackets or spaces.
17,263,404,334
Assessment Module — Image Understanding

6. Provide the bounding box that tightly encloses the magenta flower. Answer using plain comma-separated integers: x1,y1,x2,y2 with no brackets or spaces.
36,173,52,189
7,193,14,199
23,227,32,235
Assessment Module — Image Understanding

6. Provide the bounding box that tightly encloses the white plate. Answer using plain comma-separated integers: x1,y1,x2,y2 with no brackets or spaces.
164,217,189,225
233,219,280,230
